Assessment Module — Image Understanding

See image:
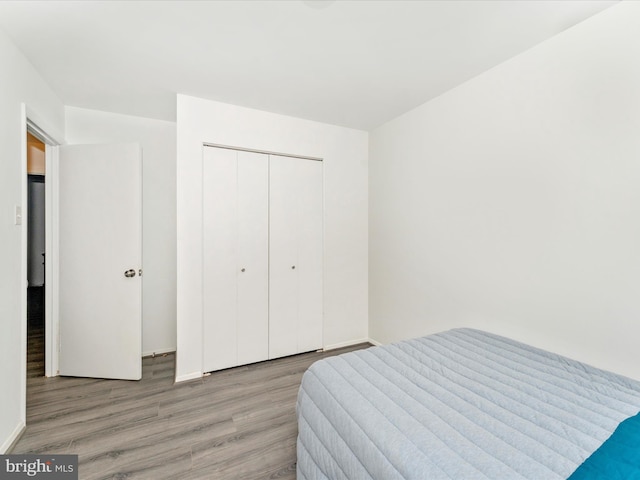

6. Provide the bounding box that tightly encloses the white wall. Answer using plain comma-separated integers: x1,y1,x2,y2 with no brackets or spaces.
0,28,65,452
65,107,177,355
369,1,640,380
176,95,368,381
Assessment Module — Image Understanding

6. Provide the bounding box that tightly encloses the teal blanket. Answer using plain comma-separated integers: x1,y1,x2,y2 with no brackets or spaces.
568,412,640,479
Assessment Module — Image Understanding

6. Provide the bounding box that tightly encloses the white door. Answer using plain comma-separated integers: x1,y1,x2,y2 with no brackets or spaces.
296,159,324,353
58,143,142,380
236,152,269,365
202,147,269,372
269,155,323,359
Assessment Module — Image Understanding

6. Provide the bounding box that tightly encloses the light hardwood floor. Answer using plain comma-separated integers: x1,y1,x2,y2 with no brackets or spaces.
15,344,370,479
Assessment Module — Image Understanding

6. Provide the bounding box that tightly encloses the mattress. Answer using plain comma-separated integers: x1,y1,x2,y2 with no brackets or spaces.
296,328,640,480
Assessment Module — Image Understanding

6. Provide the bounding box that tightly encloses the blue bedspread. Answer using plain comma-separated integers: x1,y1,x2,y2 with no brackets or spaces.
296,329,640,480
568,411,640,479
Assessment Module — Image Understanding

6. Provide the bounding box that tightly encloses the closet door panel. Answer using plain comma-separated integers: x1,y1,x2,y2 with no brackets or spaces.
297,160,324,352
203,147,238,372
237,151,269,365
269,155,299,359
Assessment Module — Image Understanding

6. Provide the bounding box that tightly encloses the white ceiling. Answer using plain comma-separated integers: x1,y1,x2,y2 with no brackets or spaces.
0,0,617,130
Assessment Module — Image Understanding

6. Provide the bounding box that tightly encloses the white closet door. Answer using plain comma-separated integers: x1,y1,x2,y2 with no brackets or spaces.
203,147,238,372
236,151,269,365
203,147,269,372
269,155,323,359
296,160,324,353
269,156,299,359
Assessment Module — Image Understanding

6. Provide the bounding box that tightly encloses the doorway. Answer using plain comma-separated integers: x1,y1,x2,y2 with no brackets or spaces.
22,119,144,384
26,132,46,378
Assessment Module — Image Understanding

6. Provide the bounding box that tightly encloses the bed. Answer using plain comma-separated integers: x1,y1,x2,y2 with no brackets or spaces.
296,328,640,479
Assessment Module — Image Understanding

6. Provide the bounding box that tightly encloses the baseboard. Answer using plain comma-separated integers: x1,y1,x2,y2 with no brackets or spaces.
323,337,372,351
142,347,176,358
174,371,202,383
368,338,383,347
1,421,26,454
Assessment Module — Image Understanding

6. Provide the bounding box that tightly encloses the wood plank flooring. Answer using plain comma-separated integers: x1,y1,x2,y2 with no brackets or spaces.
14,344,370,480
27,286,45,378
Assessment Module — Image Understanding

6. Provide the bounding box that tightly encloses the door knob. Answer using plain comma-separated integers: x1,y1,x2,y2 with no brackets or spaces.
240,268,246,273
291,265,296,270
124,269,136,278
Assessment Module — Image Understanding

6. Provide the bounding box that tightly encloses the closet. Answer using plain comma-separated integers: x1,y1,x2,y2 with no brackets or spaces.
202,146,323,373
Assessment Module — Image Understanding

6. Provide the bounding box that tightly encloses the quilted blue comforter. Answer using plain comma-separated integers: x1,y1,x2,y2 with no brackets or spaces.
296,329,640,479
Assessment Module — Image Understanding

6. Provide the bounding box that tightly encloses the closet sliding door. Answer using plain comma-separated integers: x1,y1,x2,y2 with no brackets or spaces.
202,147,269,372
269,155,323,359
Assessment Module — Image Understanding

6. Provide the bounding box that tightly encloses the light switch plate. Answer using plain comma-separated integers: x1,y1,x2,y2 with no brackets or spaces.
15,205,22,225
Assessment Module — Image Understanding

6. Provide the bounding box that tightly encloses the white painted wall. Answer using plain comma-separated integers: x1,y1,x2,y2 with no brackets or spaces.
369,2,640,380
176,95,368,381
65,107,177,355
0,28,64,452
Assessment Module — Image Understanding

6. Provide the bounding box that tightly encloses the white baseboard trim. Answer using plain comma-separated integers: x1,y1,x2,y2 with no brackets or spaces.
368,338,383,347
142,347,176,358
1,421,26,454
323,337,372,351
175,371,202,383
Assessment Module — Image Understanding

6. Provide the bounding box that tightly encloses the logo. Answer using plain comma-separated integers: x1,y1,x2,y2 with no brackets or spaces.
0,456,77,479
